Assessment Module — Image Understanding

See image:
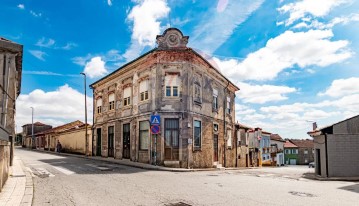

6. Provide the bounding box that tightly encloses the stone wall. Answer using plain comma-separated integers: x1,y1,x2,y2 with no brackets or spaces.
0,140,10,192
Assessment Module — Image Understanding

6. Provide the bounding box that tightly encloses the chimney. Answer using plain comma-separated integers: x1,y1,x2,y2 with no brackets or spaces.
313,122,317,130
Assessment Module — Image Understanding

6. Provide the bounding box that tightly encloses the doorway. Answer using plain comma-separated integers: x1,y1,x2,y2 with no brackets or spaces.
164,119,179,160
316,149,321,176
123,123,130,159
96,128,102,156
108,126,114,157
213,134,218,162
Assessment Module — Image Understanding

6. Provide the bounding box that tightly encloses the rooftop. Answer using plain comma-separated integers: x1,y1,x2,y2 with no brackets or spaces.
284,141,298,148
290,139,314,148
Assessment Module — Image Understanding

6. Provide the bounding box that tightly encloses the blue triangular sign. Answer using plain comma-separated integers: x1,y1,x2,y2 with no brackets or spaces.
152,117,160,124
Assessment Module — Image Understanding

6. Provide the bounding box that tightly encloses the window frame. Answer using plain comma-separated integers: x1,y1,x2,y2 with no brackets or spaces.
194,82,202,103
139,80,149,102
226,96,231,114
108,93,115,111
123,87,131,106
193,120,202,150
139,121,149,150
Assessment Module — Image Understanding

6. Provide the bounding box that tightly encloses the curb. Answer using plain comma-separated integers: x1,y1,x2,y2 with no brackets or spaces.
26,148,244,172
18,159,33,206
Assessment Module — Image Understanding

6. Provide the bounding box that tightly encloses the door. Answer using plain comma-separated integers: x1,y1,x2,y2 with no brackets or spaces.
96,128,102,156
213,134,218,162
123,123,130,159
108,126,114,157
289,159,297,165
316,149,321,176
164,119,179,160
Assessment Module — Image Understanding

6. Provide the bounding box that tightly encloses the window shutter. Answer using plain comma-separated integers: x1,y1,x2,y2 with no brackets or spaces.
96,98,102,106
165,75,179,86
108,93,115,102
139,80,148,93
213,89,218,96
123,87,131,98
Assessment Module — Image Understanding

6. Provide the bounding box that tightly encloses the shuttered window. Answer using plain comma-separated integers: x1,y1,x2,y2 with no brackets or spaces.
123,87,131,106
96,98,102,113
109,93,115,110
139,80,149,101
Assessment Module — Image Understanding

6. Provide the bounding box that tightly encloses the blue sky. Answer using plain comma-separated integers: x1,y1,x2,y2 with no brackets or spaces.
1,0,358,138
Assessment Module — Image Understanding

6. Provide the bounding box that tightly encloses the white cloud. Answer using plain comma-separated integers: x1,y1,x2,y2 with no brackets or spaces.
83,57,108,78
293,13,359,29
16,85,92,129
108,0,113,6
17,4,25,10
213,29,353,81
236,82,297,104
29,50,47,61
278,0,348,26
191,0,264,54
319,77,359,97
124,0,170,61
217,0,229,12
61,42,77,50
36,37,55,48
30,10,42,17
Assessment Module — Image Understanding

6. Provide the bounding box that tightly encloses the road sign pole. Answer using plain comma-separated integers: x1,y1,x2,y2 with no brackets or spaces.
154,134,157,166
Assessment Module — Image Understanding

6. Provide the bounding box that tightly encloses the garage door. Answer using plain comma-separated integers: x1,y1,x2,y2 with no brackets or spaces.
289,159,297,165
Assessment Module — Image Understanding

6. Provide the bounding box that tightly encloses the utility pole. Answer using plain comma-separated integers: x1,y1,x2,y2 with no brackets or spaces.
30,107,35,149
80,72,88,156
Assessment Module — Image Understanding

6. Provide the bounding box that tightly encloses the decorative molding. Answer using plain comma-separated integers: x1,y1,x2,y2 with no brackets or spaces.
156,28,189,49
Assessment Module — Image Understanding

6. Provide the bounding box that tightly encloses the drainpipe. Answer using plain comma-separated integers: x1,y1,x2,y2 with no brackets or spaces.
91,87,95,156
223,81,229,167
324,133,329,178
235,127,238,168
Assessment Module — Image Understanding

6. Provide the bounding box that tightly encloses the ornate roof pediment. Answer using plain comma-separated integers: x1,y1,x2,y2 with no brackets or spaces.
156,28,189,50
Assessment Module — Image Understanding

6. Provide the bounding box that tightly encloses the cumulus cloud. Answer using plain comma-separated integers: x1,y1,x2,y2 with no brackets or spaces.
278,0,348,26
36,37,55,48
108,0,112,6
29,50,47,61
213,29,353,81
293,13,359,29
16,84,92,129
123,0,170,61
83,57,108,78
236,82,297,104
61,42,77,50
319,77,359,97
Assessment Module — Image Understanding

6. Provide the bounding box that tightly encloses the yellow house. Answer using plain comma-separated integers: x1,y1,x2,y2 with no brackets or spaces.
57,124,92,155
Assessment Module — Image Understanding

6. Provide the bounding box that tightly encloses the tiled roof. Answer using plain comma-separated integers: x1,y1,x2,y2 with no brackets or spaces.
290,139,314,148
284,141,298,148
236,122,252,129
43,120,84,134
270,134,285,142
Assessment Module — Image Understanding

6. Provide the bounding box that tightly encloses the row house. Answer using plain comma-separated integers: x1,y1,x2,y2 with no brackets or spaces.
270,134,285,166
22,122,52,148
284,140,299,165
260,131,271,165
289,139,314,165
90,28,239,168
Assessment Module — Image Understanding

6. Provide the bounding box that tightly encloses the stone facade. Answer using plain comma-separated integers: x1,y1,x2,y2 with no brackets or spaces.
0,37,22,191
90,28,239,168
22,122,52,148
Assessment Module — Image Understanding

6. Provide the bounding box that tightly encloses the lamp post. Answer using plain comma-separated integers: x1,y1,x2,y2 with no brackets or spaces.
80,72,88,156
30,107,35,149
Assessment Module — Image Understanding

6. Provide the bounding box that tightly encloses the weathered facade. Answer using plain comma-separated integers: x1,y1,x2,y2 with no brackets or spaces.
270,134,285,166
289,139,314,165
22,122,52,148
260,131,271,165
308,115,359,178
90,28,239,168
0,37,22,191
235,123,251,167
284,141,298,165
56,123,92,155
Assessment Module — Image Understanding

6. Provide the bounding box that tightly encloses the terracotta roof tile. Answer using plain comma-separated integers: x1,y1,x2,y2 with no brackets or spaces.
290,139,314,148
284,141,298,148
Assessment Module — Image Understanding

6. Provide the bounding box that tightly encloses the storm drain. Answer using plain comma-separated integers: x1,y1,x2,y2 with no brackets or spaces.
165,202,192,206
289,191,316,197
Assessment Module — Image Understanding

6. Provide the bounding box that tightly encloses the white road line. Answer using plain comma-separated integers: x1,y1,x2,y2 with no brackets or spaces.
52,166,75,175
36,168,55,177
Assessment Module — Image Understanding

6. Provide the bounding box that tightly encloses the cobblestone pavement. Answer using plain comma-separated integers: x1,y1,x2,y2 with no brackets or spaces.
16,148,359,206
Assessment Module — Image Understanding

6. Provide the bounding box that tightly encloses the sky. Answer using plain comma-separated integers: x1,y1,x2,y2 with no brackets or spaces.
1,0,358,138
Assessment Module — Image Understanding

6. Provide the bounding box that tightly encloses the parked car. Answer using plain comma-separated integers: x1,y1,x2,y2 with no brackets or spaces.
309,162,315,168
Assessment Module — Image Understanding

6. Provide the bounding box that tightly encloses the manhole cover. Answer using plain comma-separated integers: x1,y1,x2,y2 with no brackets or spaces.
289,191,316,197
165,202,192,206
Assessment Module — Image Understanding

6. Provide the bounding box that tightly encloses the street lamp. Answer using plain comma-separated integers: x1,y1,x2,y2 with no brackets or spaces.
80,72,88,156
30,107,35,149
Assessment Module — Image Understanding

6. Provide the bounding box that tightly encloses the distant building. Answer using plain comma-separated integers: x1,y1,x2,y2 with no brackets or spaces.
90,28,239,168
22,122,52,148
270,134,285,166
0,37,23,191
284,141,298,165
289,139,314,165
247,128,261,167
235,123,252,167
308,115,359,178
260,131,271,165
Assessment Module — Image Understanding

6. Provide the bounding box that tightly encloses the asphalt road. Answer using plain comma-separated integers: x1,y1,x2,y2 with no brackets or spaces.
16,148,359,206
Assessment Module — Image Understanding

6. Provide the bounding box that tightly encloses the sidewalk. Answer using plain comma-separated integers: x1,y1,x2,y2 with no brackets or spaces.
32,148,243,172
0,156,33,206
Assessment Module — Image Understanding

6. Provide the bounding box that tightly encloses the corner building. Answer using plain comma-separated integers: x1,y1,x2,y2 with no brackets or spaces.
90,28,239,168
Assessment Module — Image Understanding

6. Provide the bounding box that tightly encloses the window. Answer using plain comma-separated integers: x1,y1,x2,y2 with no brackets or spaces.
292,149,298,154
109,93,115,110
305,159,308,163
213,89,218,110
194,120,201,149
304,149,308,154
96,98,102,114
285,149,291,154
123,87,131,106
227,130,232,148
139,80,149,101
226,97,231,114
139,121,149,150
165,119,179,148
213,124,218,132
194,82,201,102
165,74,180,97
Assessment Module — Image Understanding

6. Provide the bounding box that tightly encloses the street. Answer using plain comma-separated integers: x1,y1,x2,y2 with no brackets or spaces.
16,148,359,206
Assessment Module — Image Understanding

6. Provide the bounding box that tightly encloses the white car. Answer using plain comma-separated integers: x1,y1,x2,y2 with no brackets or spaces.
308,162,315,168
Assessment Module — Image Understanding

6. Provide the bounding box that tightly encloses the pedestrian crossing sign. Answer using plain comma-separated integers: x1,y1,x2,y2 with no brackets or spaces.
150,115,161,125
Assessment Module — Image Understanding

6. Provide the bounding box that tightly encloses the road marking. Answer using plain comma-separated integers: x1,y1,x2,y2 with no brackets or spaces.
35,168,55,177
52,166,75,175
